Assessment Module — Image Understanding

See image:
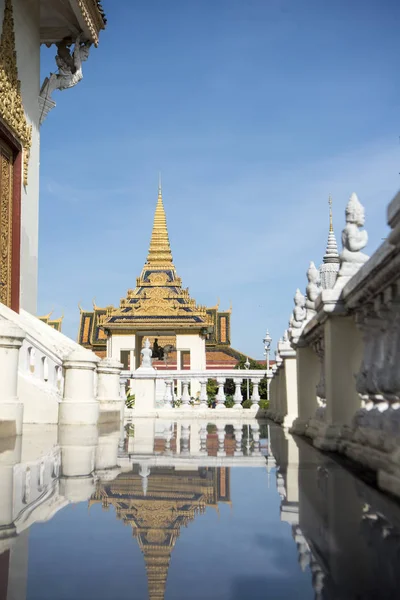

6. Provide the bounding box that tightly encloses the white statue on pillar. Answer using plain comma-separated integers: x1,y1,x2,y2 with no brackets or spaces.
305,261,321,320
140,339,153,369
335,193,369,288
289,289,306,343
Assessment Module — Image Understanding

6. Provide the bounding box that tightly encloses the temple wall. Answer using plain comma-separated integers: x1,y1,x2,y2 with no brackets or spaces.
4,0,41,313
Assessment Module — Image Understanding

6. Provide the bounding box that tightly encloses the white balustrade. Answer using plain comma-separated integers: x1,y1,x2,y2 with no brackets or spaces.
119,368,266,411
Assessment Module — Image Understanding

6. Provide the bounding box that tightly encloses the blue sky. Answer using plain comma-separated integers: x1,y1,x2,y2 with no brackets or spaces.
38,0,399,358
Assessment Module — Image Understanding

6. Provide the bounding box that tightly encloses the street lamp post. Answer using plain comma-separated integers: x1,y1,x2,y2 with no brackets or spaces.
244,356,250,401
263,330,272,401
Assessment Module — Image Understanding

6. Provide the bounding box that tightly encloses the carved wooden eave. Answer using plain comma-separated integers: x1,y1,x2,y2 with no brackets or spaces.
0,0,32,186
40,0,106,47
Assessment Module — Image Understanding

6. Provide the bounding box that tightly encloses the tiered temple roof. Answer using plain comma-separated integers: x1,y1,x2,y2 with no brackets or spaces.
98,184,213,334
78,184,255,365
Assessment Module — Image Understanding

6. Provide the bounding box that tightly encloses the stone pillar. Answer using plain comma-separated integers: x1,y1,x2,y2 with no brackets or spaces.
234,424,243,456
163,379,174,409
199,378,208,408
233,378,243,408
181,380,190,406
291,346,320,435
314,316,363,450
0,321,25,435
58,424,98,502
97,358,123,418
134,363,156,414
251,378,261,406
216,424,226,457
216,377,226,409
59,349,100,426
281,352,298,429
180,424,190,455
199,423,208,454
251,423,261,456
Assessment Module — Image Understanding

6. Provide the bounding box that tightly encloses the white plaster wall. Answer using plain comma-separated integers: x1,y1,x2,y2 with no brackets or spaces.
109,334,136,363
176,334,206,370
176,334,206,396
12,0,40,313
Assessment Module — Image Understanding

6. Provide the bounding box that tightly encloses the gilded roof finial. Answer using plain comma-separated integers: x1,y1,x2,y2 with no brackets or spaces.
146,180,174,267
328,194,333,232
158,171,162,196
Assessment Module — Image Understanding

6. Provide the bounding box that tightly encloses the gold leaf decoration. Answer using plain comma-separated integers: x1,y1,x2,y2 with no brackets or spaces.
0,0,32,186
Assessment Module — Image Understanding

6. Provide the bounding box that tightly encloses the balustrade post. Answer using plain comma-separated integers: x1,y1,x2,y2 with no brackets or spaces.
216,377,226,409
233,377,243,408
0,321,25,435
199,378,208,408
234,424,243,456
181,379,190,406
216,424,226,456
180,424,190,455
97,358,123,418
251,423,261,456
119,379,126,401
59,348,100,426
163,379,174,409
199,423,208,454
251,378,261,406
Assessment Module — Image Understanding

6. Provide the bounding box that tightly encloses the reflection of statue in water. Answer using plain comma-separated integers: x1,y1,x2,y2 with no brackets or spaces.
152,338,164,360
335,193,369,288
40,34,91,100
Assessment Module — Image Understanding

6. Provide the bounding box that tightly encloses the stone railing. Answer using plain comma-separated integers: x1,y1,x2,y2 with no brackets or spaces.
268,190,400,499
121,368,268,413
0,303,124,430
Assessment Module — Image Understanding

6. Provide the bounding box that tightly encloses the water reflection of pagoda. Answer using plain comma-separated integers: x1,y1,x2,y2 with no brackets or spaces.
89,466,230,599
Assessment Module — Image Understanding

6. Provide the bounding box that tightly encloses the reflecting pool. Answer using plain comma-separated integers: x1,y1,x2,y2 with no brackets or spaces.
1,419,400,599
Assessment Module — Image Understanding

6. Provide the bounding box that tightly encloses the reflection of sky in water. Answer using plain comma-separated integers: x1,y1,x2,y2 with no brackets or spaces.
26,467,313,600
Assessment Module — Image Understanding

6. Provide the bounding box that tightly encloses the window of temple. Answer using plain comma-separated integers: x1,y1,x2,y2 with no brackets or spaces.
27,347,35,374
120,350,130,370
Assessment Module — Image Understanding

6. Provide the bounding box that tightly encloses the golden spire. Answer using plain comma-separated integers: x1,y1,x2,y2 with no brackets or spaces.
146,180,174,267
328,194,333,232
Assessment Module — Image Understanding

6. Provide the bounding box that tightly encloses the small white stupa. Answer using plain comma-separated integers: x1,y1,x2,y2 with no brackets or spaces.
319,195,340,289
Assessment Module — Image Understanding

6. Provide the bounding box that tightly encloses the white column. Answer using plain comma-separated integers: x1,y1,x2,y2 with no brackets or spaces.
59,349,100,425
163,379,174,409
180,424,190,455
176,350,182,398
0,321,25,435
291,346,319,435
199,378,208,408
181,379,191,405
282,352,298,428
251,378,261,406
216,377,226,409
97,357,123,416
233,377,243,408
251,423,261,456
216,423,226,457
234,424,243,456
